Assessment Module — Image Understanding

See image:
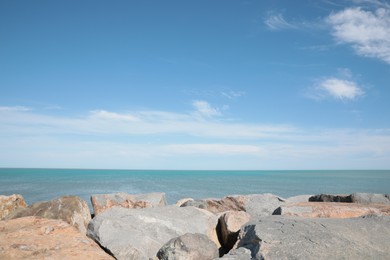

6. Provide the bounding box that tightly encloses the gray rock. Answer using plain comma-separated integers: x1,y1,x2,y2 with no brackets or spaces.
351,193,390,204
91,192,167,215
285,194,312,204
87,205,219,260
181,197,245,214
0,194,27,220
216,247,252,259
230,194,285,219
235,215,390,259
157,233,219,260
6,196,91,234
218,211,251,250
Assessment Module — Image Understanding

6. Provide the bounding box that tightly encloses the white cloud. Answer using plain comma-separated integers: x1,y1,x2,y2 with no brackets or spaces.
221,91,245,99
327,7,390,64
310,78,364,100
192,100,221,117
166,144,264,156
0,106,32,112
90,110,139,122
264,13,297,30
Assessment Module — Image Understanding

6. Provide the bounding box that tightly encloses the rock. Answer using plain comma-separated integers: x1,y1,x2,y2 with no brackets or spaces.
181,197,245,214
87,205,219,260
285,194,312,203
91,192,167,215
6,196,91,234
218,211,251,250
235,215,390,259
0,216,113,260
309,194,352,202
0,194,27,220
230,193,285,219
273,202,390,218
216,247,252,259
157,233,219,260
175,198,194,207
181,194,284,218
351,193,390,204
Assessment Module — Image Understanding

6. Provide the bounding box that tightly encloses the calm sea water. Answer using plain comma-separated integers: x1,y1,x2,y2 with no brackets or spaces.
1,168,389,209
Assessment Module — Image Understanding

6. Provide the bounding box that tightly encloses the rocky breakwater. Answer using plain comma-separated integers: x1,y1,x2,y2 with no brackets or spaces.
1,192,390,259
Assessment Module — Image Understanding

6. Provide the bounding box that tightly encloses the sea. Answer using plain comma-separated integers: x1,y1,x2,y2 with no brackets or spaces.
1,168,389,210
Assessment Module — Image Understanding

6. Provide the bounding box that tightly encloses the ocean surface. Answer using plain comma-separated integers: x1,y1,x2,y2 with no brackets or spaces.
1,168,389,210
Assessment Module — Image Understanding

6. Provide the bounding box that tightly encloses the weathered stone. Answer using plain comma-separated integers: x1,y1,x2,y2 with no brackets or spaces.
273,202,390,218
309,194,352,202
216,247,252,259
351,193,390,204
91,192,167,215
88,205,219,260
285,194,312,203
175,198,194,207
230,193,285,219
0,194,26,220
181,197,245,214
157,233,219,260
0,216,113,260
6,196,91,234
235,215,390,259
218,211,251,250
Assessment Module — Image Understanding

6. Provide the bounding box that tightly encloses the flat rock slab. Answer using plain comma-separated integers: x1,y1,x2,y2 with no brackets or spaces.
274,202,390,218
0,194,26,220
91,192,167,215
0,216,113,260
6,196,91,234
88,205,219,260
235,215,390,259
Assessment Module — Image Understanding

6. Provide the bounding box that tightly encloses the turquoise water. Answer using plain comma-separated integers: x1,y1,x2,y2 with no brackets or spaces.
0,169,389,209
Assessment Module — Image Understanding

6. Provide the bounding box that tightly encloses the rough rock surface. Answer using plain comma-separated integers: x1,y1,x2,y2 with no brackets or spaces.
285,194,312,204
175,198,194,207
87,205,219,260
309,194,352,202
216,247,252,259
157,233,219,260
6,196,91,234
230,194,285,219
218,211,251,250
351,193,390,204
181,197,245,214
181,193,285,218
235,215,390,259
0,216,113,260
273,202,390,218
0,194,27,220
91,192,167,215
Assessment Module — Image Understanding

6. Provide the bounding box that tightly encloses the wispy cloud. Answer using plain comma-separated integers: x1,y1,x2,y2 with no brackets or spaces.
90,110,139,122
309,78,364,101
264,13,297,30
0,106,32,112
327,6,390,64
221,91,245,100
192,100,222,117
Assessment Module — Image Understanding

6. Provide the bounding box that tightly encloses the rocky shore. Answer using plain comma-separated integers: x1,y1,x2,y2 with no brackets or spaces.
1,192,390,259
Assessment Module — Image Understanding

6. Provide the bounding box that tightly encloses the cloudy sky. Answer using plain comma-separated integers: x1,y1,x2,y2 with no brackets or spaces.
1,0,390,169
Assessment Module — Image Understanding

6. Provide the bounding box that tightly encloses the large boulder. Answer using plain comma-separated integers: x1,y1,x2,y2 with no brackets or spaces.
181,193,285,218
216,247,252,259
87,205,219,260
273,202,390,218
157,233,219,260
0,216,113,260
285,194,312,203
218,211,251,250
181,197,245,214
0,194,26,220
234,215,390,259
91,192,167,215
6,196,91,234
230,193,285,219
351,193,390,204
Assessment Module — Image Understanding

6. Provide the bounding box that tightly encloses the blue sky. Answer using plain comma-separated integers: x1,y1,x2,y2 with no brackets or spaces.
1,0,390,169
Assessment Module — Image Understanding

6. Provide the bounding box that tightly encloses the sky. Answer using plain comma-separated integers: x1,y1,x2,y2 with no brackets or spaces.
1,0,390,170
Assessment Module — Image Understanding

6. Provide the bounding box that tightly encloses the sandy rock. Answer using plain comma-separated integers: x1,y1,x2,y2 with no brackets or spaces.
0,216,113,260
235,215,390,259
88,205,219,260
91,192,167,215
218,211,251,250
273,202,390,218
6,196,91,234
181,197,245,214
0,194,26,220
157,233,219,260
175,198,194,207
